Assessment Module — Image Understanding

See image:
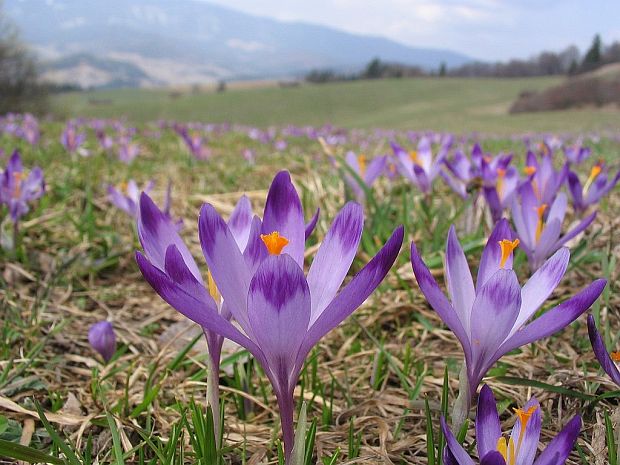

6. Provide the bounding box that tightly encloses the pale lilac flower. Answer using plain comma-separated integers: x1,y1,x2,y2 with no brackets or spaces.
512,183,596,271
391,136,450,194
107,180,154,219
410,219,605,424
568,161,620,213
60,122,87,155
136,171,403,460
0,150,45,224
343,151,387,202
523,150,568,206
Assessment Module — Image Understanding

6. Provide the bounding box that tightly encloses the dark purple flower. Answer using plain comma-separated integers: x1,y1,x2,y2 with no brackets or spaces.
88,321,117,362
0,150,45,223
481,156,519,222
443,384,581,465
136,170,403,460
568,162,620,213
410,219,606,421
512,183,596,271
587,315,620,387
177,126,210,160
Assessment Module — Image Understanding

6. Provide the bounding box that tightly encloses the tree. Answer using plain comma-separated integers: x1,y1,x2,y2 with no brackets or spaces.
438,62,447,76
0,0,47,114
364,58,385,79
581,34,602,72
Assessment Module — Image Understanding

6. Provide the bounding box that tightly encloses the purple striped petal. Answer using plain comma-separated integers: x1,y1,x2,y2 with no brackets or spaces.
477,219,514,289
164,245,213,306
307,202,364,324
261,171,305,267
228,195,253,251
547,193,567,225
247,254,311,391
411,241,471,359
135,251,262,360
514,248,569,334
441,416,476,465
499,279,606,355
476,385,502,459
567,172,584,210
445,225,475,337
587,315,620,386
138,193,202,282
298,226,403,368
470,269,521,385
532,416,581,465
199,203,253,334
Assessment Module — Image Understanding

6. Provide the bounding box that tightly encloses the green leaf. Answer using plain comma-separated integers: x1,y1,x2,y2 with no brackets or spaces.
0,438,65,464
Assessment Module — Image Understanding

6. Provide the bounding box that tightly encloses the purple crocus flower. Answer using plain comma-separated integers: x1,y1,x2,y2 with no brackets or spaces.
587,315,620,388
523,150,568,206
88,321,117,363
410,219,606,426
177,127,210,160
343,151,387,202
391,136,450,194
567,162,620,213
136,170,403,460
442,144,489,199
117,137,141,164
563,140,591,165
481,156,519,222
107,180,154,219
137,192,254,444
442,384,581,465
512,183,596,271
60,122,87,155
0,150,45,224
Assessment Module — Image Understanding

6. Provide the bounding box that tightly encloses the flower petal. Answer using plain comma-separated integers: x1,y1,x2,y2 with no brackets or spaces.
480,452,507,465
305,208,320,240
138,193,202,282
469,269,521,387
261,171,306,266
476,385,502,459
298,226,403,368
587,315,620,386
514,248,569,334
509,396,541,465
445,225,475,337
199,203,253,334
136,251,262,359
499,279,606,355
247,254,311,391
411,240,470,357
532,416,581,465
228,195,253,251
307,202,364,324
441,416,476,465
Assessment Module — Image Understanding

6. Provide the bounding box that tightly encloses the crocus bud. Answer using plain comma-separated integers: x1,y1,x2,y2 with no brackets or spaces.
88,321,116,362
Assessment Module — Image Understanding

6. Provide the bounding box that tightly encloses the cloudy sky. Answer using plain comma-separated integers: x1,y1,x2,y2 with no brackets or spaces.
203,0,620,61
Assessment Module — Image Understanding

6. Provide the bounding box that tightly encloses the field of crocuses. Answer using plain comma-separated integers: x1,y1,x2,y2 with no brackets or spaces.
0,111,619,465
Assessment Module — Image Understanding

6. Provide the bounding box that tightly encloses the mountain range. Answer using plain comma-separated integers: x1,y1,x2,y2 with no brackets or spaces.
6,0,472,88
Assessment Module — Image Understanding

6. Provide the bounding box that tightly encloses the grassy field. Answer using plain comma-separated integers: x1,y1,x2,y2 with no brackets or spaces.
53,76,620,134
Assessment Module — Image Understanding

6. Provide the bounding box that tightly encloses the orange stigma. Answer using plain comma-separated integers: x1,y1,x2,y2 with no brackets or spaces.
514,406,538,430
357,154,367,176
496,168,506,199
119,181,129,194
409,150,420,165
260,231,289,255
498,238,520,268
583,163,603,195
524,166,536,176
535,204,548,243
11,172,23,199
611,352,620,362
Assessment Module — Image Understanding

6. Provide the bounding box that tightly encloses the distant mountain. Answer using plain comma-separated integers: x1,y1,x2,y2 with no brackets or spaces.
6,0,472,88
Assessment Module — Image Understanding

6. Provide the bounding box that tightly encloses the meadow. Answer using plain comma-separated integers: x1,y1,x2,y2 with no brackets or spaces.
52,77,620,134
0,80,619,465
